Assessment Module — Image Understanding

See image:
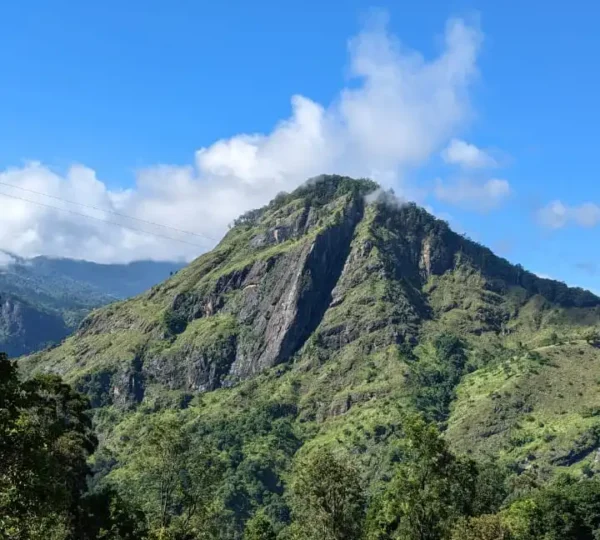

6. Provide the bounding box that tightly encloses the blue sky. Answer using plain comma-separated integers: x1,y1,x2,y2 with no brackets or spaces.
1,0,599,292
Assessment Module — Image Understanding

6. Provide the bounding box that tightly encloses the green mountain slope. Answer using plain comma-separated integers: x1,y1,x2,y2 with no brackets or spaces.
21,175,600,537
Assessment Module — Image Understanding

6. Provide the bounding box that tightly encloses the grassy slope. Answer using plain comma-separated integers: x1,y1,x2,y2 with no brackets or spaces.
447,341,600,476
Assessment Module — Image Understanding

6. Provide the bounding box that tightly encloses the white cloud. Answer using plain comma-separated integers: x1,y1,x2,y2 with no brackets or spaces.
0,16,483,263
0,251,16,268
537,201,568,229
574,203,600,227
434,178,511,210
441,138,497,168
537,201,600,229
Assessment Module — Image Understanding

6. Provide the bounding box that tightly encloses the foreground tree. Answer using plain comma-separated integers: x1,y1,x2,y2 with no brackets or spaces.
126,413,224,539
78,487,149,540
0,353,96,538
0,352,147,540
288,447,366,540
501,475,600,540
366,415,479,540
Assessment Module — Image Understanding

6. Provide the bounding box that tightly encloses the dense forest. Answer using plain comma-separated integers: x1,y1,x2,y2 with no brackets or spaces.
5,350,600,539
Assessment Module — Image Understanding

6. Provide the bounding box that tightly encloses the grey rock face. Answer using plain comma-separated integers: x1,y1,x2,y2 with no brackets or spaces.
230,195,363,380
139,193,365,394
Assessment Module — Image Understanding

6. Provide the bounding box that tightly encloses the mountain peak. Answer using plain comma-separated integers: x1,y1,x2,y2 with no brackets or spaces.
231,174,378,228
22,175,600,411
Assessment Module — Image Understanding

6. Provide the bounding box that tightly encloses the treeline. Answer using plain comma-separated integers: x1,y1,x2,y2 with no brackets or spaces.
3,351,600,539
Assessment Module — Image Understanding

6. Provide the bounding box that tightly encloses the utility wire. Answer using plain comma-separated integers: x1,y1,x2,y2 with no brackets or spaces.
0,190,207,249
0,179,215,242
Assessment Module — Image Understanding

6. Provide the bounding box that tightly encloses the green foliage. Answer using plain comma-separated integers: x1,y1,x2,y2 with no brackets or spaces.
472,461,510,516
78,487,148,540
0,352,146,539
288,447,366,540
291,175,377,208
366,415,479,540
101,394,302,538
0,352,96,538
408,334,467,422
193,398,300,534
501,476,600,540
451,515,512,540
447,475,600,540
162,309,188,335
244,510,277,540
120,413,224,538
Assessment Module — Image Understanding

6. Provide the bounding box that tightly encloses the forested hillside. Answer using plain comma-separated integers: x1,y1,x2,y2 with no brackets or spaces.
11,175,600,539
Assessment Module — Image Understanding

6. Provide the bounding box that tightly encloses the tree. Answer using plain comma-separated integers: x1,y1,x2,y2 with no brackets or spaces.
0,352,97,539
289,447,366,540
78,487,148,540
451,515,512,540
501,476,600,540
128,414,224,538
366,415,478,540
244,510,277,540
408,334,467,422
472,461,510,516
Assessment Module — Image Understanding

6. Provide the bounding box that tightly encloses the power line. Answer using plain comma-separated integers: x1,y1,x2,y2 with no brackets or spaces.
0,190,208,249
0,180,215,242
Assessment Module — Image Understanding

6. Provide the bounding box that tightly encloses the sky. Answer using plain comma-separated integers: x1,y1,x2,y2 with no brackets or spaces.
1,0,600,292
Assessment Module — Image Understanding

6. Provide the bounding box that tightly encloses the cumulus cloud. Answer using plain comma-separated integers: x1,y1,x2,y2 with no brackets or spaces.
441,138,497,168
0,16,483,263
434,178,511,211
537,201,600,229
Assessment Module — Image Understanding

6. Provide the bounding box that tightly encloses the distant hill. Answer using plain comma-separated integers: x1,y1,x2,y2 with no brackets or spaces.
22,175,600,536
0,253,185,355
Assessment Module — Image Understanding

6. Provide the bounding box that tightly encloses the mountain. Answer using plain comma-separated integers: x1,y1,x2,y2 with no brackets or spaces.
0,293,71,357
0,254,185,355
20,256,188,300
21,175,600,536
